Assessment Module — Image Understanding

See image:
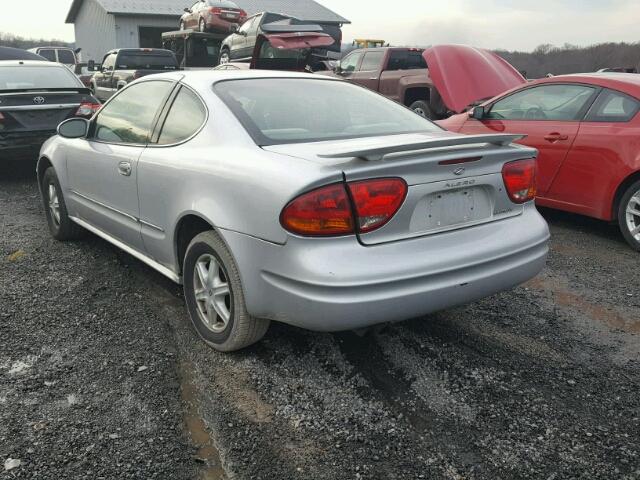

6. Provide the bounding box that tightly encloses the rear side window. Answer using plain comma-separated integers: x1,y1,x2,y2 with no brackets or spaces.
117,52,178,70
38,49,56,62
585,89,640,122
359,51,384,72
387,50,426,71
57,50,76,64
157,87,206,145
94,81,174,144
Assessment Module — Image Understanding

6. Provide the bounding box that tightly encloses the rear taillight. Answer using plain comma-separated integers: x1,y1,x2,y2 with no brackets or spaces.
75,102,100,118
281,178,407,237
502,158,537,204
347,178,407,233
239,9,247,18
210,7,223,14
0,112,4,121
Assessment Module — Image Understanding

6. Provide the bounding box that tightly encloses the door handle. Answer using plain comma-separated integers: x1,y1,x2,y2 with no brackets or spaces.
544,133,569,142
118,161,132,177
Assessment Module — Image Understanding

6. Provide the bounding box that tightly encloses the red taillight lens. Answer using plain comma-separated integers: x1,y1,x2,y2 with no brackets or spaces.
502,158,537,204
281,178,407,237
239,9,247,17
347,178,407,233
75,102,100,118
281,183,354,236
210,7,222,14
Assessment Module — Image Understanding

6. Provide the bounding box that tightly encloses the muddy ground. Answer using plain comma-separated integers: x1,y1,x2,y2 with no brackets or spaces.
1,163,639,479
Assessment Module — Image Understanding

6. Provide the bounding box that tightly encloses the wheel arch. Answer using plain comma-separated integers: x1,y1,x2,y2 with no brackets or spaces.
403,86,431,107
36,155,54,194
612,170,640,220
174,213,220,275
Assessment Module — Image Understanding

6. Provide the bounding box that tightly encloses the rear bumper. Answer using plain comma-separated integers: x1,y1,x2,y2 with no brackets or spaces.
0,131,55,160
220,204,550,332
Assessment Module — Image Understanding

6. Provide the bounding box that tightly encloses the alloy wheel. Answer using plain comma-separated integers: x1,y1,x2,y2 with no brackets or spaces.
413,107,427,118
220,52,230,64
48,182,60,227
625,190,640,241
193,254,232,334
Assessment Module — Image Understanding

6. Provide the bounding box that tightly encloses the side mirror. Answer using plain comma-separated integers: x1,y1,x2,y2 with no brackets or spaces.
231,24,239,33
58,118,89,139
470,106,485,120
184,7,191,12
333,62,342,74
87,60,95,71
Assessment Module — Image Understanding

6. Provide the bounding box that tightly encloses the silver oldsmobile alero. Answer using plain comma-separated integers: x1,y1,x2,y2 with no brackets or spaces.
37,70,550,352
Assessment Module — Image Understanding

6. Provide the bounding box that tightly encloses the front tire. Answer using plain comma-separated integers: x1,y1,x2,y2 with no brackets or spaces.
183,231,270,352
41,167,84,241
409,100,436,120
618,179,640,251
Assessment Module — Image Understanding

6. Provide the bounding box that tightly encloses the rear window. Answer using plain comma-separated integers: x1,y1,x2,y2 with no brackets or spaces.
57,49,76,64
0,65,80,90
214,78,440,145
387,50,426,71
207,0,239,7
38,49,56,61
117,52,178,70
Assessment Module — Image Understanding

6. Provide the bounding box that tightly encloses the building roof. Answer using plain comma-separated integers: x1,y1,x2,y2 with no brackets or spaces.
66,0,349,24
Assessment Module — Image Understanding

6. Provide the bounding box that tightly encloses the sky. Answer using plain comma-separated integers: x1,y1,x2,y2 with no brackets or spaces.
0,0,639,52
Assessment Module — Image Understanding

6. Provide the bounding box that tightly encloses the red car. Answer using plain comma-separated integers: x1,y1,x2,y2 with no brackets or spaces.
179,0,247,33
438,73,640,251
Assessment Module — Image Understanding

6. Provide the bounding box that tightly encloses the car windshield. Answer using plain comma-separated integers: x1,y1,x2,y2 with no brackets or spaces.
117,53,178,70
0,65,80,90
214,78,441,145
207,0,239,7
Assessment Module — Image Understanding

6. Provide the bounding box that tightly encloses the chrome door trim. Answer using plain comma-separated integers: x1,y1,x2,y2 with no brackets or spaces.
70,216,181,284
71,189,138,223
0,103,80,111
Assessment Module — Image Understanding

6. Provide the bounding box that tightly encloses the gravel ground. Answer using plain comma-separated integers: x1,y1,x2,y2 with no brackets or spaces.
1,162,639,479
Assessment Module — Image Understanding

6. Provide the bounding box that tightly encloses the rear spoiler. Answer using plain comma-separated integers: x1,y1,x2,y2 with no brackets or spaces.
0,87,92,95
261,22,324,33
318,134,526,161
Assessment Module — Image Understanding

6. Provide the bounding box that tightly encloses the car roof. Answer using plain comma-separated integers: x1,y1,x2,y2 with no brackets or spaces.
0,60,69,68
533,72,640,99
142,69,339,89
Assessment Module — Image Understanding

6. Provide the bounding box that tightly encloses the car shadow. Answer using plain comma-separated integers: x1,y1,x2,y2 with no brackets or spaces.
537,206,625,245
0,158,38,181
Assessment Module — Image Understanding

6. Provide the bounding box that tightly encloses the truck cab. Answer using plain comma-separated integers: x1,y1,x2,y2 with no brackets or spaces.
89,48,179,102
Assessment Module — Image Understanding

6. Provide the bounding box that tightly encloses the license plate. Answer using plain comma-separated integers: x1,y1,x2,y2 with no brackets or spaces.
425,187,490,229
222,13,237,19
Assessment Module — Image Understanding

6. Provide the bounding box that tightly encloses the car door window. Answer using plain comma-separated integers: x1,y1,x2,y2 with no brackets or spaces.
157,86,207,145
102,53,116,71
387,50,426,71
38,49,56,61
584,89,640,122
93,80,174,144
488,84,596,121
238,16,256,35
57,50,75,64
358,51,384,72
340,52,362,73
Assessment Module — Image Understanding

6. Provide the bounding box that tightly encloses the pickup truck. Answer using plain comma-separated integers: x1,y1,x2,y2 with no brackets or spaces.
321,45,526,120
88,48,180,102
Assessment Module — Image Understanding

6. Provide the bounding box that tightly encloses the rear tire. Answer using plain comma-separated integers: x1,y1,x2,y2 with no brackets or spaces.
41,167,84,241
618,179,640,251
409,100,436,120
183,231,270,352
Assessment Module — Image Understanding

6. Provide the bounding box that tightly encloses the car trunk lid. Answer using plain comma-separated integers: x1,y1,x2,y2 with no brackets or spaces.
423,45,527,114
0,90,91,133
251,32,335,70
264,132,536,245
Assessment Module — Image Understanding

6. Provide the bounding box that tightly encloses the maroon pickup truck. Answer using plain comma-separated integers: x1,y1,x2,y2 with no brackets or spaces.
321,45,526,120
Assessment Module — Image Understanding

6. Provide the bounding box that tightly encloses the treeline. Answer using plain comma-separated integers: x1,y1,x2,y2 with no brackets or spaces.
496,42,640,79
0,32,71,50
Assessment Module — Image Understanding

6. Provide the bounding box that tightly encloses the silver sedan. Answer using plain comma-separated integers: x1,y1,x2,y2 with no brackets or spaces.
37,70,549,352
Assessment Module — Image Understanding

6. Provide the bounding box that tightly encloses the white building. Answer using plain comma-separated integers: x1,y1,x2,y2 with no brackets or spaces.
65,0,349,63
